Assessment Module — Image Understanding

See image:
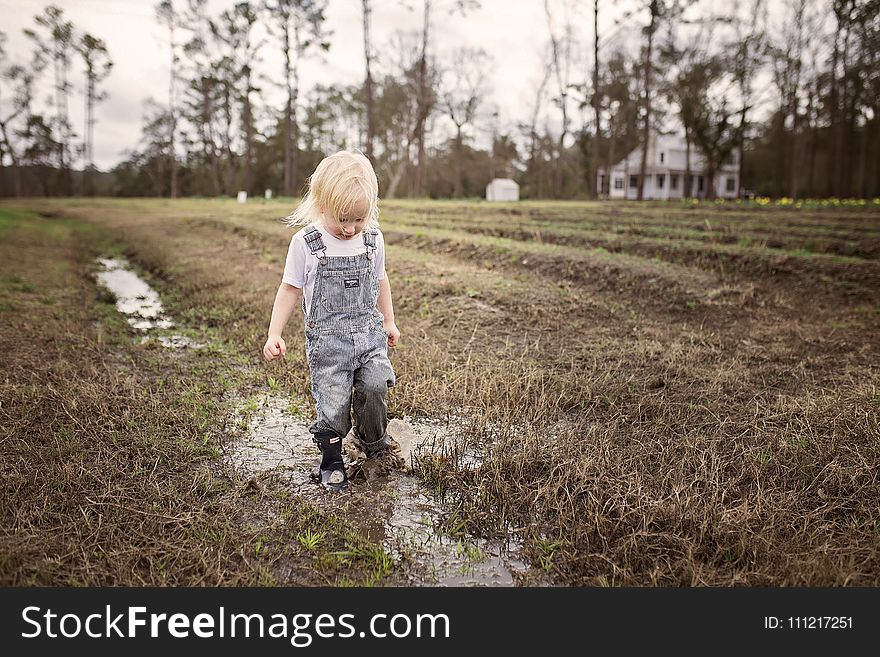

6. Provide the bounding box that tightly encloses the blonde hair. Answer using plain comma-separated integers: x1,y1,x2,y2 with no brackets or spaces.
284,149,380,228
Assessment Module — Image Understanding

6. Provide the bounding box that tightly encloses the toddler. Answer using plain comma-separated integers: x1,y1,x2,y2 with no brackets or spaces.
262,150,400,492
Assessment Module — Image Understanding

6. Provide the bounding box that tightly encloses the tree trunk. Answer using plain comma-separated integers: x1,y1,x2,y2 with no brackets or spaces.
807,86,818,196
169,19,178,199
362,0,375,162
684,129,692,199
828,9,840,197
637,1,658,201
590,0,600,199
856,116,867,198
283,23,294,196
605,116,618,196
413,0,431,197
243,65,254,196
736,107,746,198
84,75,94,196
201,80,222,197
788,0,805,199
556,131,565,197
56,52,72,196
453,124,463,198
838,17,852,196
527,57,551,199
0,122,23,197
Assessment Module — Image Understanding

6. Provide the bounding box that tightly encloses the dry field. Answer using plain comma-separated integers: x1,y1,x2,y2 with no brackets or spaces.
1,197,878,586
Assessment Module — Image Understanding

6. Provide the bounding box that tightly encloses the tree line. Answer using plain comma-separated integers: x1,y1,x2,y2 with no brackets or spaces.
0,0,877,200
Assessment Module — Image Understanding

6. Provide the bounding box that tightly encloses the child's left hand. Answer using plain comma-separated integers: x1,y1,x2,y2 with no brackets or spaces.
384,322,400,348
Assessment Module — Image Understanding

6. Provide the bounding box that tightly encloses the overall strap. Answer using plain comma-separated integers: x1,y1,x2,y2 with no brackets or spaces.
303,226,327,261
362,229,377,259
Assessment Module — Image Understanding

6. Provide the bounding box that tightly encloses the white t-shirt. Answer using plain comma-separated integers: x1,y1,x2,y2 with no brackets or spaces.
282,224,386,316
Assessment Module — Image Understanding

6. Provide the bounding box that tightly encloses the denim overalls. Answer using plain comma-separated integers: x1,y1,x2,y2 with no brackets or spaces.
302,226,395,451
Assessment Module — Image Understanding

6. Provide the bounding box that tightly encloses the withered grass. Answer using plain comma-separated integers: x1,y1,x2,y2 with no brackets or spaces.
2,198,878,585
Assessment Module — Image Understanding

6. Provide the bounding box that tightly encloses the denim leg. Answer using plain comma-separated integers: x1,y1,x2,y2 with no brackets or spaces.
307,332,355,438
352,333,395,445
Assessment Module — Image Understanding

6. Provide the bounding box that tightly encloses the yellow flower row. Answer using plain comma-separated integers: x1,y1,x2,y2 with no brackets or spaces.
680,197,880,208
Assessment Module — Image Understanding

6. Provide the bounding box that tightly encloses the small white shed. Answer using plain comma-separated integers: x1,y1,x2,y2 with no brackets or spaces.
486,178,519,201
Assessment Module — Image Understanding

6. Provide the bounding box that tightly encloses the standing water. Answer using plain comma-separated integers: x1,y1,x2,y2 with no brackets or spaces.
226,394,550,586
94,258,203,348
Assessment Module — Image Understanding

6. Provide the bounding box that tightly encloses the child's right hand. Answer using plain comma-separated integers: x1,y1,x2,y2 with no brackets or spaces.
263,335,287,362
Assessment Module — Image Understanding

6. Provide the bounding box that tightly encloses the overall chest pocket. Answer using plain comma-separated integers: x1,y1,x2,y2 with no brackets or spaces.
319,268,372,312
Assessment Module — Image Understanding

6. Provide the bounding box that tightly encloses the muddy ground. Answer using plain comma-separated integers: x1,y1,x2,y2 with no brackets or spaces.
1,198,878,586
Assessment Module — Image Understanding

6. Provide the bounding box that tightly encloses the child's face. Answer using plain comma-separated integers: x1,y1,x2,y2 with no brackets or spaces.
320,209,366,240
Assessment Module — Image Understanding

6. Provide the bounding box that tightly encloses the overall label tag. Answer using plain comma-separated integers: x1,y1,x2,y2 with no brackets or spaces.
344,278,360,289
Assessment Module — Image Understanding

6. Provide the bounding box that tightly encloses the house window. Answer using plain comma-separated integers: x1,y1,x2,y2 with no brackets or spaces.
671,174,679,190
629,175,638,189
726,177,736,192
698,176,704,192
657,174,665,189
660,152,665,164
726,151,737,166
614,177,624,190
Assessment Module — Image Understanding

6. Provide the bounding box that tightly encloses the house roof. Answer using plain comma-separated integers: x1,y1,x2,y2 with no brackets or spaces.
487,178,519,187
600,132,738,174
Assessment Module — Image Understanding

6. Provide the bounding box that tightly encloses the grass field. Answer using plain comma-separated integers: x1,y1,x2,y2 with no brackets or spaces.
1,197,878,586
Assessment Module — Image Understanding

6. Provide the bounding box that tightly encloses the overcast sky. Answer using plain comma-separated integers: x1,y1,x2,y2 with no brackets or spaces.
0,0,782,171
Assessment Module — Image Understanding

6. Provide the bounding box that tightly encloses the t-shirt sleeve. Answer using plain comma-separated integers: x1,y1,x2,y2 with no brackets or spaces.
375,229,386,280
282,232,307,288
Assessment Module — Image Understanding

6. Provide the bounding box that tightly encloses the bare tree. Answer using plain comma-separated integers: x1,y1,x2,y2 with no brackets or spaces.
405,0,479,197
264,0,329,196
0,31,42,197
156,0,180,198
543,0,576,198
827,0,854,196
213,2,261,195
76,34,112,196
25,4,75,196
637,0,659,200
768,0,815,198
599,49,641,196
729,0,766,198
362,0,375,162
412,0,433,197
660,16,717,198
526,46,553,198
383,30,432,199
181,0,225,195
788,0,808,198
21,114,58,196
591,0,601,197
691,94,744,200
440,47,490,197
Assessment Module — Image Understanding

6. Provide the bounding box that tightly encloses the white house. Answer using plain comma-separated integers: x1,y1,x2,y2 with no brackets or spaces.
486,178,520,201
597,132,740,200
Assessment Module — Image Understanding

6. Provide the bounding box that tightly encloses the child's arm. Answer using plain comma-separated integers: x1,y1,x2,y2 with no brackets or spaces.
263,283,303,361
377,269,400,347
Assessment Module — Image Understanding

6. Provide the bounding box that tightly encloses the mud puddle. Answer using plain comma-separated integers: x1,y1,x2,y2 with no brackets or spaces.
94,257,205,349
225,393,550,586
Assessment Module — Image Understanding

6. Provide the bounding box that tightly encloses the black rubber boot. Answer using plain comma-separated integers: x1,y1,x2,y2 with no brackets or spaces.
311,430,348,492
